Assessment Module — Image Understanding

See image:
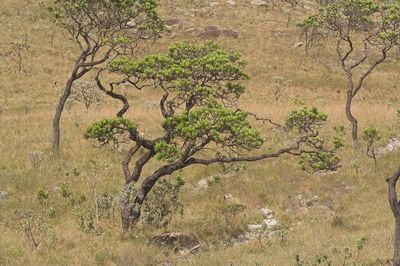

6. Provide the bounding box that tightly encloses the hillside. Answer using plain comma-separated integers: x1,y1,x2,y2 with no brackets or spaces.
1,0,400,265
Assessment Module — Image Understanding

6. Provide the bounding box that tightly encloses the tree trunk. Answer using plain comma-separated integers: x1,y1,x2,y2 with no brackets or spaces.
388,168,400,266
345,90,358,148
121,189,147,230
394,219,400,266
52,76,76,157
121,165,178,230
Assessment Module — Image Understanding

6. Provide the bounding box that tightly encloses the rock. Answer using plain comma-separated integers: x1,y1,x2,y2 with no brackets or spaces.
376,138,400,155
223,193,242,203
205,25,221,31
293,42,304,48
0,191,8,201
222,28,240,38
185,27,201,36
299,207,309,214
198,179,209,189
165,18,182,27
223,193,234,200
261,208,274,218
226,0,236,5
197,175,221,189
263,219,279,230
210,2,219,7
153,233,200,253
248,224,263,232
199,29,221,39
251,0,268,6
305,195,318,207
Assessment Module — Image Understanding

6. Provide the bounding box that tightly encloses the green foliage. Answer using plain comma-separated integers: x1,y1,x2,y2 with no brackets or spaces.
362,127,380,164
155,141,181,163
37,187,49,203
84,117,138,146
98,193,115,219
286,107,328,133
59,183,72,198
47,0,165,44
109,41,248,107
300,152,341,173
333,125,345,149
299,0,400,45
69,193,87,207
142,176,185,228
15,210,56,249
48,207,57,218
75,207,97,234
362,127,381,144
164,107,263,150
295,237,368,265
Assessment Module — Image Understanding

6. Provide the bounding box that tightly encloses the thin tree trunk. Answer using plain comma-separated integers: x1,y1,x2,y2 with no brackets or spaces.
388,168,400,266
394,220,400,266
345,90,358,148
52,76,76,157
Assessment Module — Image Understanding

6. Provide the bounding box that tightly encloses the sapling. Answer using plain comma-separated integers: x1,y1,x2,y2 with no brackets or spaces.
362,127,381,165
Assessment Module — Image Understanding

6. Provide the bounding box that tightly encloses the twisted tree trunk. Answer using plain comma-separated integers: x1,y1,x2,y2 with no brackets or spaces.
345,90,358,148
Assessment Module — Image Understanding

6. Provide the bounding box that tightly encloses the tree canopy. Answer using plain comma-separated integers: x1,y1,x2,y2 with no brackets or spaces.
84,41,340,229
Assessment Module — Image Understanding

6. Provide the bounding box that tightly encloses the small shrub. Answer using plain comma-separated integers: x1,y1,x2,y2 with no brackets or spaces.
362,127,381,165
98,192,115,219
59,183,72,198
72,167,81,176
69,193,87,207
142,176,185,228
295,237,368,265
28,151,44,167
48,207,56,218
271,76,290,101
75,207,103,235
37,187,49,203
15,210,55,249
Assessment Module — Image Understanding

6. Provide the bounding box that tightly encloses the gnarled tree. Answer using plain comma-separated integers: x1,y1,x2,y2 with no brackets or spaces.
84,42,339,230
48,0,165,156
299,0,400,147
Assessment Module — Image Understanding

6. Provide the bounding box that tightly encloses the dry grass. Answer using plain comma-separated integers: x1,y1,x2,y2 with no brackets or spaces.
0,0,399,265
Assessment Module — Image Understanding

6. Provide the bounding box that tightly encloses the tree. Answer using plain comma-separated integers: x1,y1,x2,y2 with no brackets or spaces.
362,127,381,165
48,0,165,156
388,167,400,266
298,0,400,147
84,42,339,230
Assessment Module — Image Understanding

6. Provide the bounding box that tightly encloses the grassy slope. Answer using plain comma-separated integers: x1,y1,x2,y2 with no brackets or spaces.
0,0,399,265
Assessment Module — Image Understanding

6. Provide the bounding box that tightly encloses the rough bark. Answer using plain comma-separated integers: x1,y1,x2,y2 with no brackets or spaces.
120,144,302,230
52,75,76,157
345,90,358,148
388,167,400,266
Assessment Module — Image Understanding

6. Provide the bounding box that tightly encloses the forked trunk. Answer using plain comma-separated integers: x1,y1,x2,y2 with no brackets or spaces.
345,90,358,148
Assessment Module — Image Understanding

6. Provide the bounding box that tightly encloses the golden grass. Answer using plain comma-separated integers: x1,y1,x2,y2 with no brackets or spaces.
0,0,399,265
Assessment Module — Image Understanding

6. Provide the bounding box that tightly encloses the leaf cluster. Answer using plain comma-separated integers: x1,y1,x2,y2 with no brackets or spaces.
84,117,138,146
